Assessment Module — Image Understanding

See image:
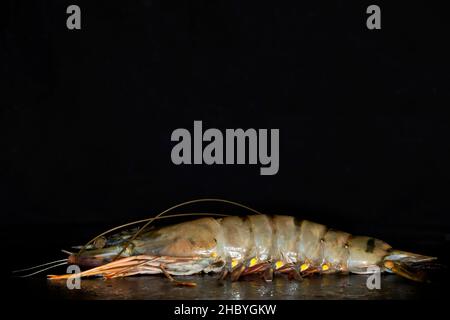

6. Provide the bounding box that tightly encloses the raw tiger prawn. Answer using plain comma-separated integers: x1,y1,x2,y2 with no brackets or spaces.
15,199,438,285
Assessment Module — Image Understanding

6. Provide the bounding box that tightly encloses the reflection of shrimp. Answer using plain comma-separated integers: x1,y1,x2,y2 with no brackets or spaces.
18,199,438,285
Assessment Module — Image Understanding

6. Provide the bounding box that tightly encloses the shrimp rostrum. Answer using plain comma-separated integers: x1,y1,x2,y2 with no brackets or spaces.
35,200,437,284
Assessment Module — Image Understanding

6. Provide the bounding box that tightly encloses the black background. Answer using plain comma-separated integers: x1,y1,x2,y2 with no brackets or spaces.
1,0,450,303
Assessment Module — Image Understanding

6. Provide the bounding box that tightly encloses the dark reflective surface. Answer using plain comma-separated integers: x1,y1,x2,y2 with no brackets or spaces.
14,273,437,300
3,224,449,300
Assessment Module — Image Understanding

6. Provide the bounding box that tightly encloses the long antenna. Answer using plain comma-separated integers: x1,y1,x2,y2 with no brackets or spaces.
17,262,68,278
12,259,68,274
76,198,264,259
77,212,229,255
111,198,264,261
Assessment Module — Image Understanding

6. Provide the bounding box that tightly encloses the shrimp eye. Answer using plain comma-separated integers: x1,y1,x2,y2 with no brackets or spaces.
93,236,107,249
344,243,349,249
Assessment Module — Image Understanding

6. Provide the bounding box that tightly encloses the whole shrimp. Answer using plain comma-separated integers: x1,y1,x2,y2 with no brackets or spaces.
17,199,437,285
